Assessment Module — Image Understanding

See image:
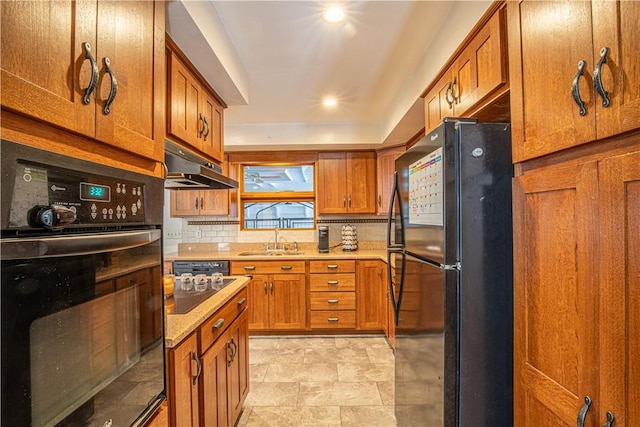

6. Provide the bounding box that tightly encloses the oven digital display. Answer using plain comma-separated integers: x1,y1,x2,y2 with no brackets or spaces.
80,182,110,202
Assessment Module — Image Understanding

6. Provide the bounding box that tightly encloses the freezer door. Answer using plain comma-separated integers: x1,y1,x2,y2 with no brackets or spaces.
395,255,456,427
395,121,458,264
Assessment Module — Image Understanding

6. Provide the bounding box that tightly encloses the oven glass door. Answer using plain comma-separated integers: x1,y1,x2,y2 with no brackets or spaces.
1,229,165,427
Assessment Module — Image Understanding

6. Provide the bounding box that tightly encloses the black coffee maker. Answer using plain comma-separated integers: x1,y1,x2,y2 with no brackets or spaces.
318,226,329,253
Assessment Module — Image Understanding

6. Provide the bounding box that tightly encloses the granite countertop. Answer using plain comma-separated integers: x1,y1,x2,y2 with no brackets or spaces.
164,276,249,348
164,242,388,262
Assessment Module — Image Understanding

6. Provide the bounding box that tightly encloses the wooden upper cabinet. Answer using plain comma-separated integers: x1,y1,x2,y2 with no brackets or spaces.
318,152,376,214
591,1,640,140
170,189,229,217
166,45,225,163
168,53,203,151
423,7,507,134
509,0,640,162
376,146,405,215
0,0,165,162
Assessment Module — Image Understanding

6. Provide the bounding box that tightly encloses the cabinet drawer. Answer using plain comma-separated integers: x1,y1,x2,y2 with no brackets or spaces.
199,287,248,353
309,260,355,273
310,311,356,329
310,291,356,310
231,261,305,275
309,274,355,291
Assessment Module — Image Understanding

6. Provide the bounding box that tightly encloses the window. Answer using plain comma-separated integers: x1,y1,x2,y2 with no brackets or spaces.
240,164,315,230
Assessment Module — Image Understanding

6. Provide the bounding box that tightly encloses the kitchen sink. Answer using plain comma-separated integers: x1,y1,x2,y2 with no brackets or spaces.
237,251,305,256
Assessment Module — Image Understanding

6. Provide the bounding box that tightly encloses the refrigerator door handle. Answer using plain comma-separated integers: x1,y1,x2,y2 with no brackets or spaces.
387,171,404,249
387,249,405,326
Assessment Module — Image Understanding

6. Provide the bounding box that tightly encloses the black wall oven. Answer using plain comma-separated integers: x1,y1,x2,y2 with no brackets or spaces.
1,140,166,427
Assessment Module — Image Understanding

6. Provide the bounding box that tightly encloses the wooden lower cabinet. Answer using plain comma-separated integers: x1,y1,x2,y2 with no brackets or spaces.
513,146,639,425
309,260,356,330
167,333,200,427
231,261,306,331
356,260,386,331
201,310,249,427
167,288,249,427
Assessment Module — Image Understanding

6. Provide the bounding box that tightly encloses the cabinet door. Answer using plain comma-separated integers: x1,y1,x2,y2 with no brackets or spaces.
591,1,640,139
94,1,164,162
168,52,203,151
270,274,306,330
508,1,596,162
317,153,348,214
247,274,270,330
169,333,200,427
513,162,599,426
376,148,404,215
200,189,229,216
599,150,640,426
346,152,376,214
424,71,455,134
356,260,385,331
201,93,224,162
227,311,249,425
201,332,230,427
170,190,200,217
453,9,506,115
0,1,96,137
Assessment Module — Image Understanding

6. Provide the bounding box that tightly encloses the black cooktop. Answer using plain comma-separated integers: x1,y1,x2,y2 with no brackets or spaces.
170,278,235,314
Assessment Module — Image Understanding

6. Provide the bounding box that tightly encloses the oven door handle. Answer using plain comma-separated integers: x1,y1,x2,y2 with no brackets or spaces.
1,229,161,260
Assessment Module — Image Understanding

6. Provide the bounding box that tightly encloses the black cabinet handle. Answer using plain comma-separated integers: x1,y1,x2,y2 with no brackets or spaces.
593,46,611,108
378,194,382,207
203,116,210,140
82,42,98,105
450,76,458,104
192,351,201,385
445,81,454,108
572,60,588,116
198,113,205,137
227,338,237,366
200,197,204,210
602,411,614,427
577,396,592,427
102,57,117,115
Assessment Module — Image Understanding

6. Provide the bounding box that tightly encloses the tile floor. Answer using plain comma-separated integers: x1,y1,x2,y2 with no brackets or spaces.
237,335,397,427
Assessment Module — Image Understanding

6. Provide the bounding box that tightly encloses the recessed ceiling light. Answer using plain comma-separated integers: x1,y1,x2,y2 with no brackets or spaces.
322,7,345,23
323,98,337,107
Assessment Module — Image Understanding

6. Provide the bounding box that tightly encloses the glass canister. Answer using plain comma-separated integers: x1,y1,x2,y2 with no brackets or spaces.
341,224,358,251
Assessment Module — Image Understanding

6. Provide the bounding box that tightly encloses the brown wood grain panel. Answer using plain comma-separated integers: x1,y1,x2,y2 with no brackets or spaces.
514,160,599,426
308,260,355,273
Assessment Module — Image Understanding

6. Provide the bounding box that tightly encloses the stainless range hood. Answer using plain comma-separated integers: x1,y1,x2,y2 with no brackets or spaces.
164,140,238,190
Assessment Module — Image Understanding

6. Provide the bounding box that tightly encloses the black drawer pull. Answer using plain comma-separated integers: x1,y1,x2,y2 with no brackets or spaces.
212,318,225,331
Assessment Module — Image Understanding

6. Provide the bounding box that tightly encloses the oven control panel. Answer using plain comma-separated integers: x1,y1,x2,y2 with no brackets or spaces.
8,160,148,229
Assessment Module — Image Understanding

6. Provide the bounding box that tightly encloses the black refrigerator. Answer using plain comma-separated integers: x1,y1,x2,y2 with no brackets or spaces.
387,118,513,427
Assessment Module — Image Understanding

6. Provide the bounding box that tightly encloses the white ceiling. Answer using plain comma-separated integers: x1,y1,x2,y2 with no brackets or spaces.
166,1,492,152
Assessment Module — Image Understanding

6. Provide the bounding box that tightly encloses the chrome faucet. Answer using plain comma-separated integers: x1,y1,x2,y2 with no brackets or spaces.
274,227,279,250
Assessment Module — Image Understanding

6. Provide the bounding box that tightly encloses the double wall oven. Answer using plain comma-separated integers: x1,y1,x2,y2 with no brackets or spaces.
1,140,165,426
